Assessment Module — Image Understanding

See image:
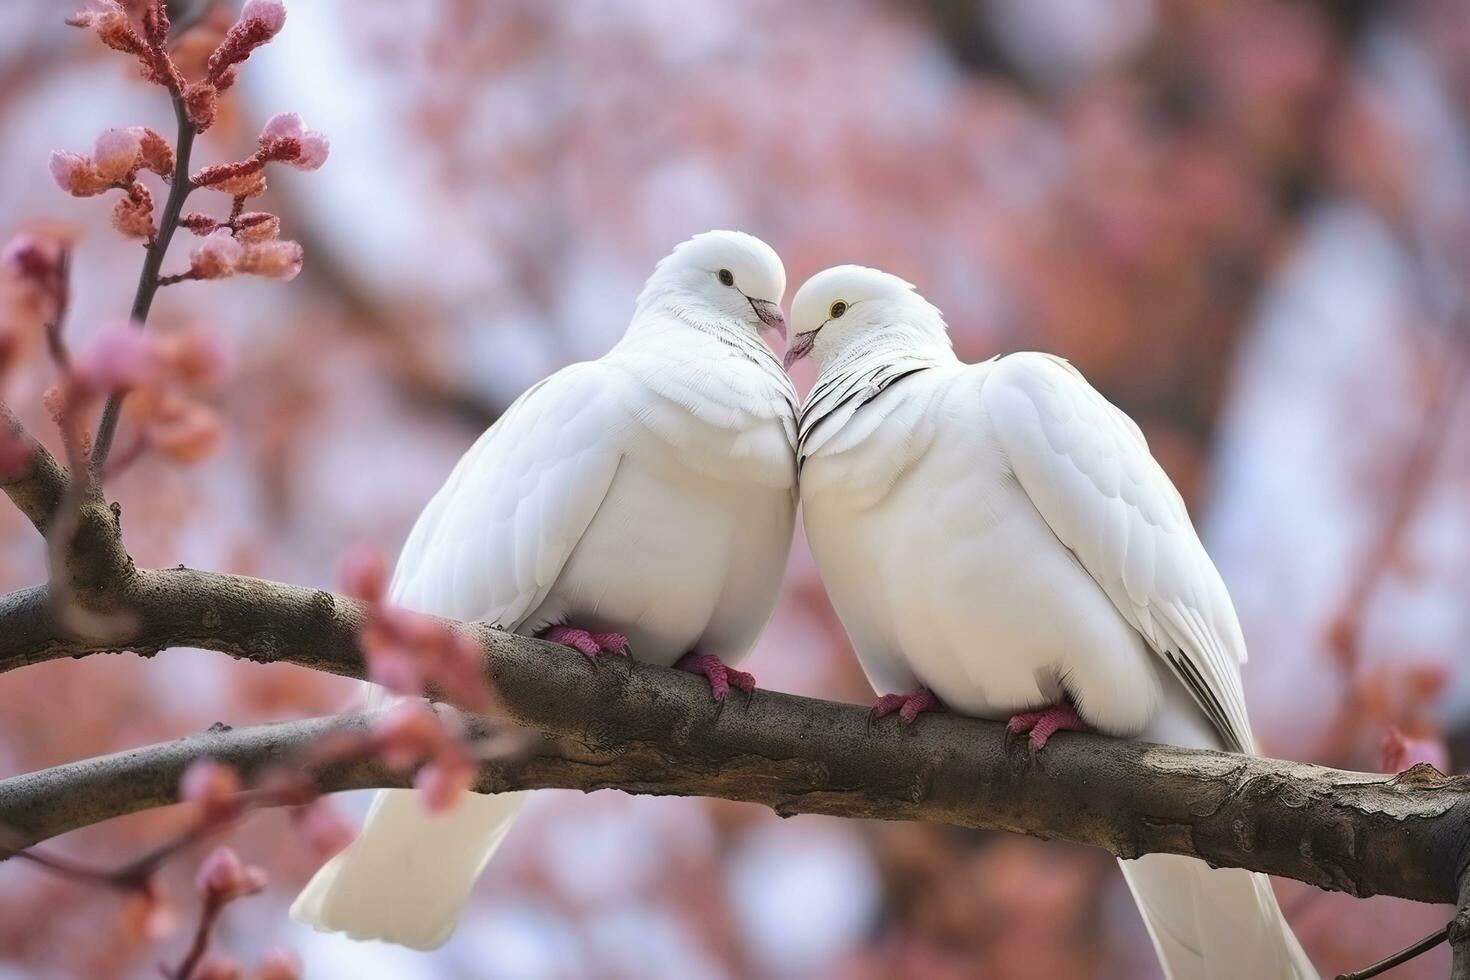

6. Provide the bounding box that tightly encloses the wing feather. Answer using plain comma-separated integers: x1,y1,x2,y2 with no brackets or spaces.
389,361,630,631
981,353,1255,753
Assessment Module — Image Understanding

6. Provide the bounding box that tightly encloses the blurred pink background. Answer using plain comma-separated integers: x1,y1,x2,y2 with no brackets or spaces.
2,0,1468,976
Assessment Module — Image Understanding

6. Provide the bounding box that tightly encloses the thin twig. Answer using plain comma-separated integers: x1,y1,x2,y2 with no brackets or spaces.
90,94,197,474
1336,926,1449,979
170,893,223,980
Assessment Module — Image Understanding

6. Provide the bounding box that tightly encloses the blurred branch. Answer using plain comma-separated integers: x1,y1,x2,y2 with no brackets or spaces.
0,402,69,535
0,564,1468,907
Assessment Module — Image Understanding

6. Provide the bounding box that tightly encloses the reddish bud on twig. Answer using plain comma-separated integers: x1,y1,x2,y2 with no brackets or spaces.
236,239,302,280
111,182,156,239
48,150,111,197
180,759,243,821
149,398,225,463
68,0,185,95
71,319,157,394
183,81,220,130
156,327,233,387
258,113,329,171
1380,727,1450,774
415,755,475,813
134,126,175,178
289,800,355,858
189,230,242,280
195,846,267,903
234,212,280,243
180,213,221,236
1,233,70,325
66,3,144,57
92,127,141,182
373,703,444,771
207,0,286,87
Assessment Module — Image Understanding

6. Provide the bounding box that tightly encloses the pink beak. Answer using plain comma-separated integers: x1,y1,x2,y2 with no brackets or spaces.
782,331,816,371
749,298,786,340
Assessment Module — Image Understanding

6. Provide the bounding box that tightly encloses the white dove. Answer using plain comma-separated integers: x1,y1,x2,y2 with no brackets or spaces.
787,265,1317,980
291,231,798,950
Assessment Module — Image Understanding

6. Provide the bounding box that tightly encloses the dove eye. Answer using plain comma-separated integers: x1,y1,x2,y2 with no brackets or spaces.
718,269,735,287
829,300,848,319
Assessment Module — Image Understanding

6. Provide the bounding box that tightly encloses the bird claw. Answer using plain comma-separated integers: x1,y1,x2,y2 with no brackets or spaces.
869,687,940,731
1005,700,1090,752
675,652,755,703
542,626,630,660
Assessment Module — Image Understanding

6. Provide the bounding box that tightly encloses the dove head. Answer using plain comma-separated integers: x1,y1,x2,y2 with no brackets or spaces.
637,230,787,340
786,265,950,370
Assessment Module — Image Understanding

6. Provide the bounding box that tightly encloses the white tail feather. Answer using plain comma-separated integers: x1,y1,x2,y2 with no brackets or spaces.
1119,853,1317,980
290,788,528,951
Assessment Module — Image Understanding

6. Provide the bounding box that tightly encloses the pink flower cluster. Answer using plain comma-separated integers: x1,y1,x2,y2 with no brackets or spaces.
374,703,479,813
48,318,231,467
53,0,324,291
257,113,330,171
340,546,490,813
345,546,495,713
49,126,174,239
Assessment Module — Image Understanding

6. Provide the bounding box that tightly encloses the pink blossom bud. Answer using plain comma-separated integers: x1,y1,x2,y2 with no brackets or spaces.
365,643,424,700
133,126,174,177
92,127,140,182
237,239,303,280
190,230,243,280
259,112,305,142
48,151,106,197
180,759,241,819
183,81,219,130
157,327,233,387
289,800,355,857
341,545,388,603
111,188,155,240
2,234,68,306
293,131,329,170
254,949,303,980
196,845,268,902
373,703,442,771
152,400,224,464
415,755,474,813
1381,727,1450,775
72,319,156,394
259,113,329,170
234,212,280,244
241,0,287,35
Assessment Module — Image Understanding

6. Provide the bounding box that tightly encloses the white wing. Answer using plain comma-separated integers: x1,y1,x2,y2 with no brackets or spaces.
389,360,632,630
981,353,1255,754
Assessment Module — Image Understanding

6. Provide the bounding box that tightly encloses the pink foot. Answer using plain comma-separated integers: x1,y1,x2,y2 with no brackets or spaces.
542,625,629,659
1006,700,1091,751
871,687,941,725
675,653,755,702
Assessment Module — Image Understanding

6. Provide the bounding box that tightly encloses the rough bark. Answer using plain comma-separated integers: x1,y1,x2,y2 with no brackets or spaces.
2,577,1469,908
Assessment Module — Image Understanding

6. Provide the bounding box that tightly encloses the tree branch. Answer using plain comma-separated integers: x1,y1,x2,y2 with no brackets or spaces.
1,568,1468,907
0,402,68,536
